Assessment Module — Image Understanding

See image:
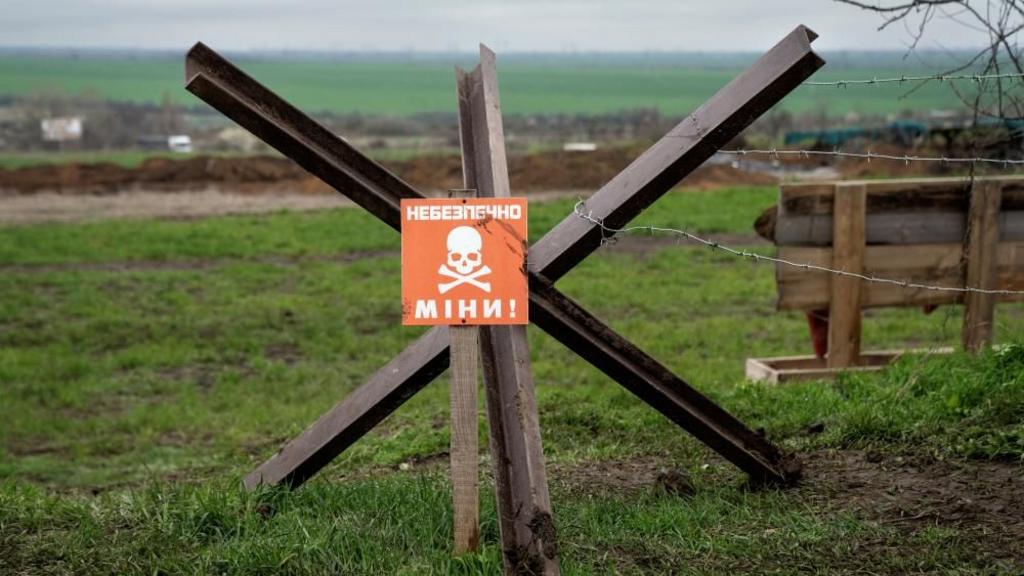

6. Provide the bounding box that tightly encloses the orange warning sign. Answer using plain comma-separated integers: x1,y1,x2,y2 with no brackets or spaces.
401,198,528,326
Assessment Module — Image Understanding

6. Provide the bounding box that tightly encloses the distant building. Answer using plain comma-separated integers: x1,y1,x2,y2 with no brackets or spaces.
563,142,597,152
41,116,83,142
137,134,193,153
168,135,193,153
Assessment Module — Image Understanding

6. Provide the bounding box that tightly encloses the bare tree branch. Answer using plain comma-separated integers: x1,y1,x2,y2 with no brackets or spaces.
836,0,1024,126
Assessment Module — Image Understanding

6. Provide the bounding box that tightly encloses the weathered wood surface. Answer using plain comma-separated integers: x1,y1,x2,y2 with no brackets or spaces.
746,348,953,384
781,176,1024,216
755,176,1024,246
963,181,1003,352
457,46,559,574
770,210,1024,246
827,183,865,368
188,27,823,491
449,324,480,554
776,241,1024,310
447,185,480,555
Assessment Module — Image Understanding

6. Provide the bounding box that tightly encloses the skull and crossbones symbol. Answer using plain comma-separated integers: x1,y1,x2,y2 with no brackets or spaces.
438,226,492,294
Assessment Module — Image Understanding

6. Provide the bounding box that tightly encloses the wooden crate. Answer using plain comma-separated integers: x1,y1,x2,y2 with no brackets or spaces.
747,176,1023,379
746,347,954,384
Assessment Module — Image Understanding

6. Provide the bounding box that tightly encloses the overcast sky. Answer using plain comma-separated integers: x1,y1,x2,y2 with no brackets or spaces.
1,0,983,52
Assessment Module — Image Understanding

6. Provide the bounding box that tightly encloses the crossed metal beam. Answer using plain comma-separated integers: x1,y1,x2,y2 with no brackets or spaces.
184,23,822,560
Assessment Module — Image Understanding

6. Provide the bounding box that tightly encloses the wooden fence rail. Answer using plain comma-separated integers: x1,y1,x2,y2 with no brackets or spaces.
749,175,1024,382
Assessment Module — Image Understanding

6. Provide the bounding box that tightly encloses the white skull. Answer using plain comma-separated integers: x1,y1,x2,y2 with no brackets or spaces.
446,226,483,275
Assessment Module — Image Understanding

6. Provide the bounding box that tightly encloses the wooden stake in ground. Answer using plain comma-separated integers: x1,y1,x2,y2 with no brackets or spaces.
963,180,1003,353
827,182,866,368
457,47,560,573
448,189,480,555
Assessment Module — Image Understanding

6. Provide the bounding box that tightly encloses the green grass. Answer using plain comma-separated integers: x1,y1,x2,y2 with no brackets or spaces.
2,186,1022,574
0,54,967,116
0,150,248,170
0,148,462,170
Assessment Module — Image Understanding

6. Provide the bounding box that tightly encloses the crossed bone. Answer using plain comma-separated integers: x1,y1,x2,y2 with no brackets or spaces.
438,264,492,294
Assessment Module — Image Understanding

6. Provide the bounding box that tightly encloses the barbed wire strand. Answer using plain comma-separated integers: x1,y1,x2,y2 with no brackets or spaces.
801,72,1024,87
718,148,1024,166
573,200,1024,296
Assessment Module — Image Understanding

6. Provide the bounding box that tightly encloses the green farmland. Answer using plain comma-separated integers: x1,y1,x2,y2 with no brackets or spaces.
2,187,1023,574
0,53,969,117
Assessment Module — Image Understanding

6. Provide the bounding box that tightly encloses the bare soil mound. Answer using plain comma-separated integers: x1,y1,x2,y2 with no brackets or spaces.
0,147,777,196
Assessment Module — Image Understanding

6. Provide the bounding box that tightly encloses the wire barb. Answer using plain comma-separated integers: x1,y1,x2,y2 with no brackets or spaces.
573,200,1024,297
718,149,1024,166
801,72,1024,87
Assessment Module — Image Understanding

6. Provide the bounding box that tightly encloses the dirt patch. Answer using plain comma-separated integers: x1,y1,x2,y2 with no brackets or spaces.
560,450,1024,528
156,365,221,390
802,449,1024,540
0,190,352,226
264,342,302,366
0,148,777,198
0,148,780,226
551,456,670,495
0,189,594,226
552,450,1023,556
0,249,401,274
6,437,69,457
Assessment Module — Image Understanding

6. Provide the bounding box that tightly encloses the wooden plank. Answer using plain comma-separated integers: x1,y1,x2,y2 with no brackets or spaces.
773,210,1024,246
529,25,824,282
458,46,559,574
779,176,1024,217
764,176,1024,246
447,188,479,555
449,325,479,554
243,327,450,488
827,183,866,368
776,241,1024,310
963,181,1003,352
746,348,954,384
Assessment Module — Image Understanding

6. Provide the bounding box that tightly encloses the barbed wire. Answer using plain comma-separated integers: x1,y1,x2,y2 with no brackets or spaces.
801,72,1024,87
573,200,1024,296
718,148,1024,166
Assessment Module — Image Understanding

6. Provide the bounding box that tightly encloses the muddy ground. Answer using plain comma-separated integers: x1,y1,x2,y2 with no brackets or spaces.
573,449,1023,547
0,144,968,225
318,447,1023,570
0,147,779,197
0,149,781,225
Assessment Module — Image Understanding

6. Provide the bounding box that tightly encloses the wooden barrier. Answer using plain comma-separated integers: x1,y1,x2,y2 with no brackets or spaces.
748,175,1024,382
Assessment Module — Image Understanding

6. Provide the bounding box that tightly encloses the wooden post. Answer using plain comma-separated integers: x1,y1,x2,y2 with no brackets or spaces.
458,47,560,573
962,180,1002,353
827,182,866,368
448,189,480,555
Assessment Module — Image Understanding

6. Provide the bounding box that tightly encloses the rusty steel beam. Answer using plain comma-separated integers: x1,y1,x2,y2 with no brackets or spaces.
529,25,824,281
186,28,824,490
185,42,420,231
527,275,799,485
458,47,560,574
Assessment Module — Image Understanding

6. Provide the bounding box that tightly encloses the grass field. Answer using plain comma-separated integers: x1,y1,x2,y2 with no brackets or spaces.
2,187,1023,574
0,150,207,170
0,54,968,117
0,148,463,170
